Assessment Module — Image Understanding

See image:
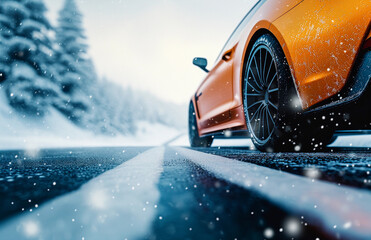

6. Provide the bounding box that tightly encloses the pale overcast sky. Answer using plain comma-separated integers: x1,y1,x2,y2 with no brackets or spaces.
44,0,257,104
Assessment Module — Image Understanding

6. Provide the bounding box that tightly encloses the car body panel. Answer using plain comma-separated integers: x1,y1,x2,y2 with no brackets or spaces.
272,0,371,108
196,46,235,135
195,0,304,135
193,0,371,136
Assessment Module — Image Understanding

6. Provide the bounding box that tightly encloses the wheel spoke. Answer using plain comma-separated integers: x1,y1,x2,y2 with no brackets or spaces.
268,88,278,93
250,103,264,121
267,72,277,90
259,105,266,139
245,93,263,97
266,57,274,85
259,49,263,85
253,55,263,87
262,49,268,85
258,104,264,122
252,104,264,139
268,100,278,110
246,76,262,93
247,100,264,110
249,67,263,91
267,106,275,127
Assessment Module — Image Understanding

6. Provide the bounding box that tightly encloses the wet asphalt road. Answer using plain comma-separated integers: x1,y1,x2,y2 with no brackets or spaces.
196,146,371,191
0,146,370,239
0,147,150,222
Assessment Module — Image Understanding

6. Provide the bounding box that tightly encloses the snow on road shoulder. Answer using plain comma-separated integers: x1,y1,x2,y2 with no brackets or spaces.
0,94,181,150
0,147,165,240
176,147,371,240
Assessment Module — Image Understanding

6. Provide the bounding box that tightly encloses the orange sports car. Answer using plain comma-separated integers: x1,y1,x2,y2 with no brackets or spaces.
189,0,371,152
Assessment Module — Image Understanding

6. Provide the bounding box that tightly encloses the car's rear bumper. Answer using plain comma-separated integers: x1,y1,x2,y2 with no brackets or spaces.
303,49,371,130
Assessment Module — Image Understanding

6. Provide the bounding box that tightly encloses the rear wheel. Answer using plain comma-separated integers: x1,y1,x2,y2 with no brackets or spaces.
243,34,333,152
188,102,213,147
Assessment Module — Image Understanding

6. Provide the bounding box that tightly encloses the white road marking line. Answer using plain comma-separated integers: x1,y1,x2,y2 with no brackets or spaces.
0,147,165,240
176,147,371,240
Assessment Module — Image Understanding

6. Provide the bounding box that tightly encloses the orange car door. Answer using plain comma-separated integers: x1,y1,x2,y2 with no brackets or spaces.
273,0,371,108
196,47,235,133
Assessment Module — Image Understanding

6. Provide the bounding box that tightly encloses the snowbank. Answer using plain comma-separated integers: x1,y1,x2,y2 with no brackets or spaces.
0,89,182,150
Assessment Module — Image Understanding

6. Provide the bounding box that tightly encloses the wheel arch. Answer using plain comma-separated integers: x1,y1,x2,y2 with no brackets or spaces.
240,28,273,98
239,27,301,110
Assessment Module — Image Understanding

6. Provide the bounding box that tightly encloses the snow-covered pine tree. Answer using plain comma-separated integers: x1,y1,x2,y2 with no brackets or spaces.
54,0,97,124
96,79,136,135
0,0,62,116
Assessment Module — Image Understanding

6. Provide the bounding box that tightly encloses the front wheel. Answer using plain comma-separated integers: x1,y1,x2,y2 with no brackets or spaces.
243,34,333,152
188,102,213,147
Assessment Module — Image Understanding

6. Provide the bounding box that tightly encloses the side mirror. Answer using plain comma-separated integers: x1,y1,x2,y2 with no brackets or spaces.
193,57,209,73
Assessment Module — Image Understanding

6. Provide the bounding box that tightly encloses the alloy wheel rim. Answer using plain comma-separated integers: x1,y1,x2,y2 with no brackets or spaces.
244,45,279,145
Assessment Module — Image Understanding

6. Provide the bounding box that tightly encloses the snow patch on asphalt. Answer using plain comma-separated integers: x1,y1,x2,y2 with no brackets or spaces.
177,147,371,240
0,147,165,240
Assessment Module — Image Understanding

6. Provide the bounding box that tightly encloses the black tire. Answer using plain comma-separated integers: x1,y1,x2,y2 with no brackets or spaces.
188,102,213,147
243,34,333,152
